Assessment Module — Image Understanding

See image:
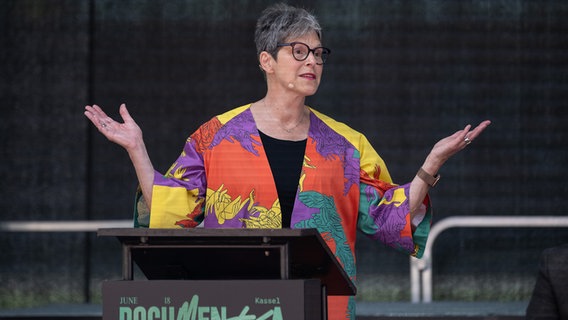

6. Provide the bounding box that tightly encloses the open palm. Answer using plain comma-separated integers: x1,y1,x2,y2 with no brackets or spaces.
84,104,143,151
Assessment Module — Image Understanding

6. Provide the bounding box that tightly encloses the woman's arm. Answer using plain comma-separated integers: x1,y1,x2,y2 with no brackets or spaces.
84,104,155,207
409,120,491,220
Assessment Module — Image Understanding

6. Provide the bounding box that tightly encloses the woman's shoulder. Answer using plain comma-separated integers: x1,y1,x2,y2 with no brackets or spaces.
215,103,252,125
190,104,252,137
309,107,369,144
193,104,253,134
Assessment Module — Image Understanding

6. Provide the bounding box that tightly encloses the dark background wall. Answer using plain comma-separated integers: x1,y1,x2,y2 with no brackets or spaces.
1,0,567,308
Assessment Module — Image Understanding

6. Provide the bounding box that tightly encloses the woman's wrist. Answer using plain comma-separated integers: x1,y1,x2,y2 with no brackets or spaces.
422,152,445,176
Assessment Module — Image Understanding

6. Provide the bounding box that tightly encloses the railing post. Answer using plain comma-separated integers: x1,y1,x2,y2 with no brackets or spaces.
410,216,568,303
410,257,421,303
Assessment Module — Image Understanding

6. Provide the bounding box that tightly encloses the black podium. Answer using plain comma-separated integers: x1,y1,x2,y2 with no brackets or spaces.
98,228,356,320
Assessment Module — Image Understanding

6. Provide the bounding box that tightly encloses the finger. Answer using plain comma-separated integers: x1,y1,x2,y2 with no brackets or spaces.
474,120,491,133
85,104,107,120
85,104,115,131
447,124,471,145
84,105,99,118
454,124,472,147
84,106,104,126
462,124,472,136
119,103,133,123
92,104,104,114
466,120,491,140
84,108,97,124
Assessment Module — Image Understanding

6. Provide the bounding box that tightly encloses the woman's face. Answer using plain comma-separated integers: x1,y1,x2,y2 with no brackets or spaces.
272,31,324,97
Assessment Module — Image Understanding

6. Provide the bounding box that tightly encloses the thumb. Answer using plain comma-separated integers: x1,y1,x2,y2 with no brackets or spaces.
119,103,133,123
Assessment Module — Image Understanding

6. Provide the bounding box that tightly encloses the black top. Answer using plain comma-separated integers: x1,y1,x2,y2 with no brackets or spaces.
259,131,307,228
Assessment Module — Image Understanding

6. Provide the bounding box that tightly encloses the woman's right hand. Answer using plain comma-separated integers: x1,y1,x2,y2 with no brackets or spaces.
84,103,143,152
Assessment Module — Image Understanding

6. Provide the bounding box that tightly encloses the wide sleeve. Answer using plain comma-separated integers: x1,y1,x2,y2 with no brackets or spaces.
133,135,207,228
356,135,432,258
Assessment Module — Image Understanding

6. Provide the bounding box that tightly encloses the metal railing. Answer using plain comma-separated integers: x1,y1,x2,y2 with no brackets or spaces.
3,217,568,304
410,215,568,303
0,219,133,303
0,220,132,232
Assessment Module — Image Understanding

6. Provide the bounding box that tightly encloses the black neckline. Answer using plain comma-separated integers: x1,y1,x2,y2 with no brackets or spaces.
258,130,307,228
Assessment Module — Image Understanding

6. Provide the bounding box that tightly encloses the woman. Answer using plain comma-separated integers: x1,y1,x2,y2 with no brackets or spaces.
85,3,490,319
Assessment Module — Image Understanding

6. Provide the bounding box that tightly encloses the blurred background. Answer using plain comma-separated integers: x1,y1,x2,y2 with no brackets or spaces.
1,0,567,310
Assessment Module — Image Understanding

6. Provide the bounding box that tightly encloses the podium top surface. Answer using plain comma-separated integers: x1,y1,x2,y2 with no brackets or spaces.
98,228,356,296
98,227,319,241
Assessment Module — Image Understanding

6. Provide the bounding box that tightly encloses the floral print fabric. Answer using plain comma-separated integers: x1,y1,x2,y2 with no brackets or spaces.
135,104,431,319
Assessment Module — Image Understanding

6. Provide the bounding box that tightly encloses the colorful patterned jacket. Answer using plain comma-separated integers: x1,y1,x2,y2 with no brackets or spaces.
134,104,431,319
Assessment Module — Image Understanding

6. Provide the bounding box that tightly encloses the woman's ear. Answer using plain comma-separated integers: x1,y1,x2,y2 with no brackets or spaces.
259,51,274,74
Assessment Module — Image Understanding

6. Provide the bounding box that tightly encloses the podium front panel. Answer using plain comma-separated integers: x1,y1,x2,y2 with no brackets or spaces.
98,228,357,296
103,279,321,320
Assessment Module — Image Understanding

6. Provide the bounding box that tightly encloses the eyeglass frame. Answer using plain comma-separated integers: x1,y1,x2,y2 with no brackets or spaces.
276,42,331,65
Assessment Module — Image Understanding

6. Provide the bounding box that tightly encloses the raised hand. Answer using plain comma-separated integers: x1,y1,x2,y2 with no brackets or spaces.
84,103,155,205
84,104,143,152
409,120,491,217
428,120,492,166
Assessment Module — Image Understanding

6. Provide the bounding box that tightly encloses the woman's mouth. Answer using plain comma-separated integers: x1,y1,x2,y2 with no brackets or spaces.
300,73,316,80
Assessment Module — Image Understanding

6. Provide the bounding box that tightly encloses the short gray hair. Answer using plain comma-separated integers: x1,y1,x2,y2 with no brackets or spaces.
254,3,322,60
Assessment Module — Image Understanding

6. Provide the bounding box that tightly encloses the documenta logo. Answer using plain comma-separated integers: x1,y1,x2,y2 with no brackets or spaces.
119,294,283,320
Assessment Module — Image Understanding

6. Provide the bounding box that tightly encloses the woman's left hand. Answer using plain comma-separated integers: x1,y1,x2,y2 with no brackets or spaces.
426,120,492,170
409,120,491,217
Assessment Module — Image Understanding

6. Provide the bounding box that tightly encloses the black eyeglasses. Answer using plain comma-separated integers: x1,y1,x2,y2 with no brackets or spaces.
277,42,331,65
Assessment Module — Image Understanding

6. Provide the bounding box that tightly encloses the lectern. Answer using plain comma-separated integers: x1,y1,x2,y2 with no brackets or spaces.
98,228,356,320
